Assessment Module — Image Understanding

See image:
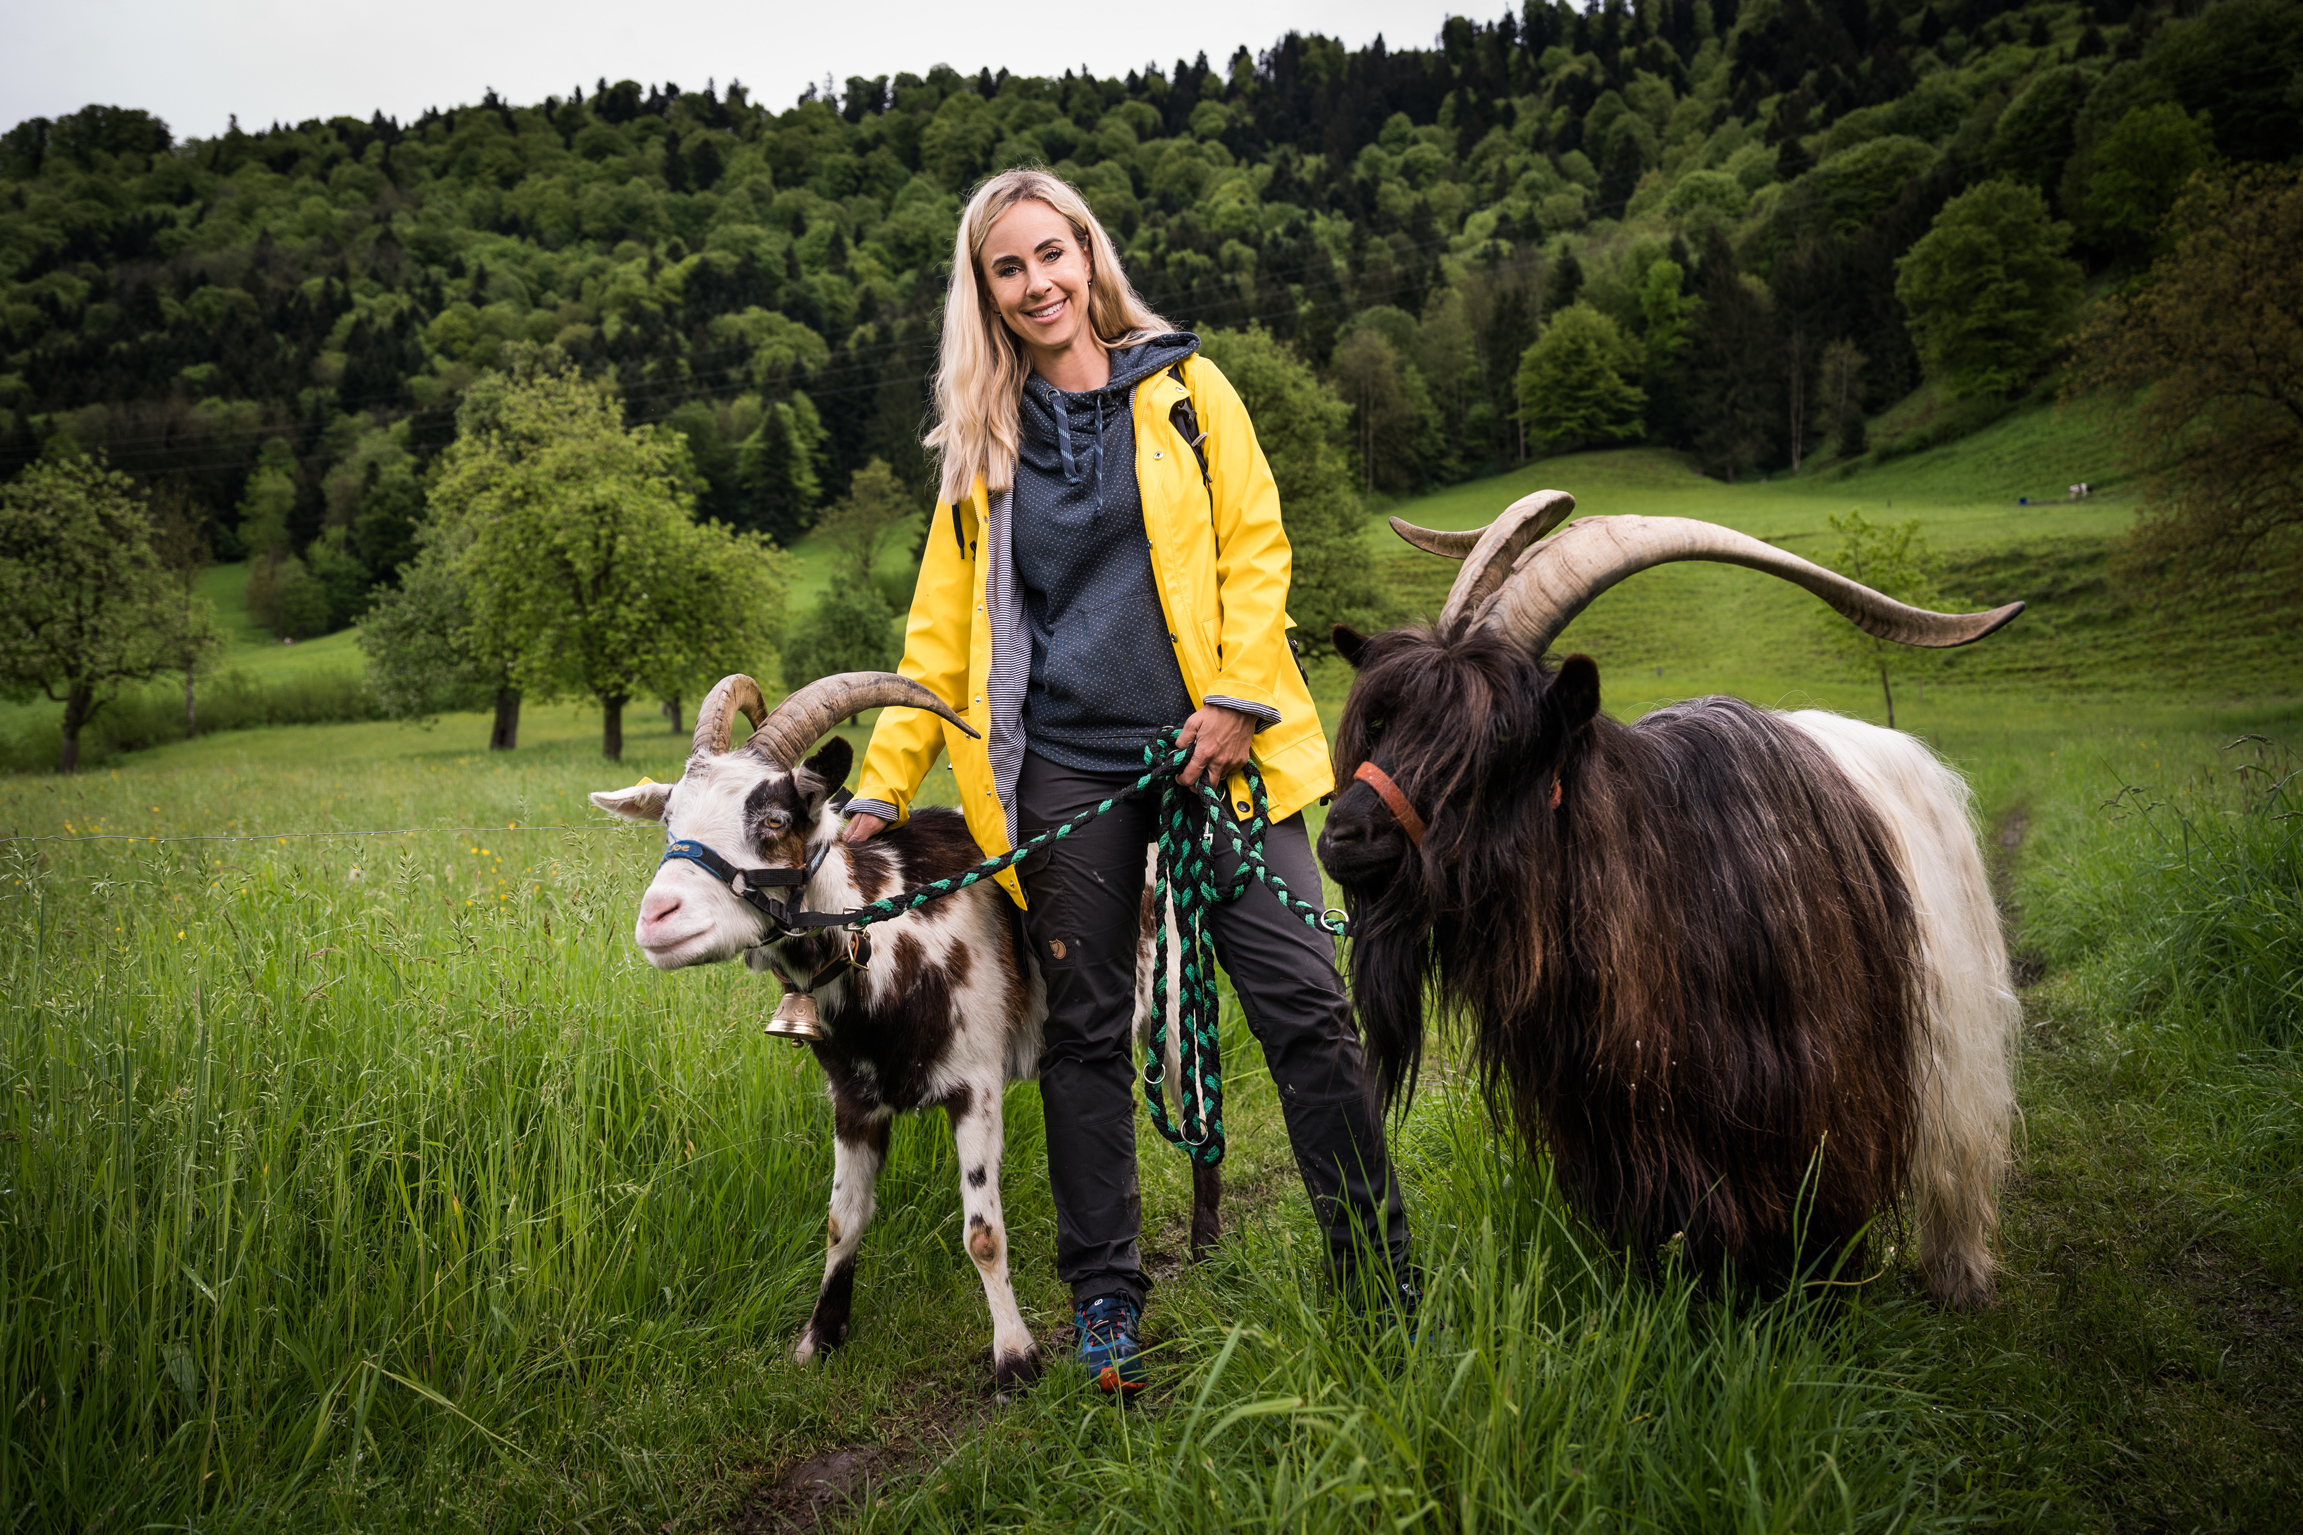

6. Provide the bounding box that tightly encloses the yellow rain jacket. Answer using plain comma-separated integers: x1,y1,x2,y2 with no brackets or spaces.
855,353,1334,908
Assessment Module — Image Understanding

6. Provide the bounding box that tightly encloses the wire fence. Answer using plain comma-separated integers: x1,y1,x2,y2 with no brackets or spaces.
0,824,631,846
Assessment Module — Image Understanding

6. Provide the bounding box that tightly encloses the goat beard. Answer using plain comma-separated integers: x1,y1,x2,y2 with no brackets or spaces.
1345,814,1559,1116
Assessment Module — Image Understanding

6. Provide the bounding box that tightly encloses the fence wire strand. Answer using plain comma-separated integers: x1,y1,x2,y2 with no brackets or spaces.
1,824,631,845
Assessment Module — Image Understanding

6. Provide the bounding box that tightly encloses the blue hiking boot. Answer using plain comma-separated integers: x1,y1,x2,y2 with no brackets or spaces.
1349,1272,1429,1344
1075,1292,1146,1395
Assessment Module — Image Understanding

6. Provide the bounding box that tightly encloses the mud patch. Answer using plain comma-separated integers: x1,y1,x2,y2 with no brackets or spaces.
731,1388,1013,1532
1985,802,2048,984
737,1445,895,1533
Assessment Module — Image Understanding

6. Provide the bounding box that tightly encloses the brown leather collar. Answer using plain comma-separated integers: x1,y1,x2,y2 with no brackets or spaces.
1353,760,1427,847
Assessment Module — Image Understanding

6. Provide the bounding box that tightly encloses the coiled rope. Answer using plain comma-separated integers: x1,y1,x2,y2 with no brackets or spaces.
819,725,1347,1169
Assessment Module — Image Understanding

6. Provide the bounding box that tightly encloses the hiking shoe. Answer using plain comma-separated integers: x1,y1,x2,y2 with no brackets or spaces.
1349,1273,1429,1343
1075,1292,1146,1395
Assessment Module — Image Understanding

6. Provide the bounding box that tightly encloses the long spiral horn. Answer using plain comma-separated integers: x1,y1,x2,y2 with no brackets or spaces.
692,674,768,758
745,672,977,769
1474,515,2024,656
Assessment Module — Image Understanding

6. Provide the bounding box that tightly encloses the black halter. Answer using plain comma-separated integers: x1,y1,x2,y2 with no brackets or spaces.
657,788,852,935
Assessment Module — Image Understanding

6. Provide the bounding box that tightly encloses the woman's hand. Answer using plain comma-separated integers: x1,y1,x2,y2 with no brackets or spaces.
843,811,890,845
1175,705,1257,790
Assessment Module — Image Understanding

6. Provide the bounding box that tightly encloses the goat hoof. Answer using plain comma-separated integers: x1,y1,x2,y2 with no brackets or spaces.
794,1320,848,1365
992,1345,1043,1390
1924,1258,1997,1312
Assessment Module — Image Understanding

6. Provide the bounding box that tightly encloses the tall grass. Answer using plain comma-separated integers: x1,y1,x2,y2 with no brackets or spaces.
0,747,976,1530
2020,738,2303,1049
865,1097,1986,1534
0,740,2015,1532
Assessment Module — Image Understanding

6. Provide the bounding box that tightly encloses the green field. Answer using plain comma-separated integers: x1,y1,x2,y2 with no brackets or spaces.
3,422,2299,1531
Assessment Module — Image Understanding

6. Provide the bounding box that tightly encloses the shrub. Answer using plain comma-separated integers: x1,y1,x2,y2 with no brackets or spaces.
0,666,387,774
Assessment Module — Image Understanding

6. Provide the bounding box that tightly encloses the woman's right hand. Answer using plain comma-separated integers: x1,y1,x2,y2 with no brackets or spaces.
843,811,890,845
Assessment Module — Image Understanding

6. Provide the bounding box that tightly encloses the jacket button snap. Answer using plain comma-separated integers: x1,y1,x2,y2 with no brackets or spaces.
1236,801,1250,813
1153,450,1163,459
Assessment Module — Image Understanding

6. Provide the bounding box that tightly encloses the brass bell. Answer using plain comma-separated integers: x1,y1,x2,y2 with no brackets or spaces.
765,988,822,1042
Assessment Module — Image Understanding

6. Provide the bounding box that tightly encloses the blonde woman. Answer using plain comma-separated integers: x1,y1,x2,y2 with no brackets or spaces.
842,169,1410,1392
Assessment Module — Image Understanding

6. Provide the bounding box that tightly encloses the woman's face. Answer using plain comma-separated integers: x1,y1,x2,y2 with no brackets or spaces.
979,198,1095,365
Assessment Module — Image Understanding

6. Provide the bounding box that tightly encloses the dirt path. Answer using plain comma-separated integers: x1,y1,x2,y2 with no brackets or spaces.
727,1156,1295,1532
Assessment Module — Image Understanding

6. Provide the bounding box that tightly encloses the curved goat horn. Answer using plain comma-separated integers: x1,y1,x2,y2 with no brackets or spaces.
1474,514,2025,657
1391,490,1578,634
692,674,769,758
1387,519,1482,559
746,672,978,769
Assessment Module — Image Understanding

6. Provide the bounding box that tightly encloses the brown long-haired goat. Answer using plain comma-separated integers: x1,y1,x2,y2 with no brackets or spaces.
1317,494,2023,1307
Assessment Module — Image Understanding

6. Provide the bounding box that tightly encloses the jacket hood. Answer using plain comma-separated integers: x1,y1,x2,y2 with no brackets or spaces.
1025,332,1200,501
1101,332,1200,396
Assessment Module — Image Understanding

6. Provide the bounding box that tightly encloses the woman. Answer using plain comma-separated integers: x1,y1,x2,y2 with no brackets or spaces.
842,168,1410,1393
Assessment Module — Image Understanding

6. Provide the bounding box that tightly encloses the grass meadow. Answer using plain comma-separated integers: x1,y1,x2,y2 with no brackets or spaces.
3,405,2299,1531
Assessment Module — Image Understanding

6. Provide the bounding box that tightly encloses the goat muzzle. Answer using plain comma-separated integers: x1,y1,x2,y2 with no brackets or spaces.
1353,761,1427,847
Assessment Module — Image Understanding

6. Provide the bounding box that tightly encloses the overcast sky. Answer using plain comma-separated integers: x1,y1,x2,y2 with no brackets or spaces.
5,1,1480,142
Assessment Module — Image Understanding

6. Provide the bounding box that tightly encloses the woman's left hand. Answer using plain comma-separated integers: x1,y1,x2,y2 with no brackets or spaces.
1175,705,1257,790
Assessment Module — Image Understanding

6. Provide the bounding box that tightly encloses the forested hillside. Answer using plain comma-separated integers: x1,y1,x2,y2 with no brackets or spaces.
2,0,2297,638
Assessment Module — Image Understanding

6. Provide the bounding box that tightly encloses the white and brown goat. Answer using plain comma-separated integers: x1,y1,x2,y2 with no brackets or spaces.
591,671,1211,1386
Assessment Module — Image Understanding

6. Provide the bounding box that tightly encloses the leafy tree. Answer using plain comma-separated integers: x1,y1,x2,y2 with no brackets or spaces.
305,526,372,630
153,582,225,738
1634,256,1693,441
336,437,428,582
784,583,900,684
433,364,792,760
0,452,177,771
740,396,827,543
1516,303,1647,454
780,456,920,693
2072,164,2303,579
2084,104,2217,251
1328,327,1423,495
812,456,922,597
1895,179,2083,399
1202,324,1394,651
1684,227,1781,479
146,485,225,736
1819,510,1941,729
237,450,304,635
1543,244,1585,315
358,533,527,746
1819,339,1869,458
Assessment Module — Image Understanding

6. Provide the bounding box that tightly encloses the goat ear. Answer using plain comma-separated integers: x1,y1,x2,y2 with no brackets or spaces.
1547,654,1601,734
590,779,672,822
1332,624,1370,668
800,738,854,810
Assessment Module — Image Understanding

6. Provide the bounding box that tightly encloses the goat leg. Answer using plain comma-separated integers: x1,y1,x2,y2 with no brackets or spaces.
796,1101,889,1364
1189,1158,1223,1262
945,1081,1040,1388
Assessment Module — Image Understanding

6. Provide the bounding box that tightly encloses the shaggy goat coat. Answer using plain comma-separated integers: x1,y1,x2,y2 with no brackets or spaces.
1321,629,2016,1306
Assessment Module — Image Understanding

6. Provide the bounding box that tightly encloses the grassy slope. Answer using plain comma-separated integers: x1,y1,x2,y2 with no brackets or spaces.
2,403,2298,1531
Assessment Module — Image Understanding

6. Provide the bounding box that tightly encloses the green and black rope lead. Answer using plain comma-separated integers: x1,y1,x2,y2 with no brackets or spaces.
823,727,1344,1170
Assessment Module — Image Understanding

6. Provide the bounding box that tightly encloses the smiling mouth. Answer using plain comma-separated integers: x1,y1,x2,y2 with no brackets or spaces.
1023,296,1067,321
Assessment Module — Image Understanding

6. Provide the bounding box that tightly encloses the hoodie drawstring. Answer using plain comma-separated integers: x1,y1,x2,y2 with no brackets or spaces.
1048,385,1106,514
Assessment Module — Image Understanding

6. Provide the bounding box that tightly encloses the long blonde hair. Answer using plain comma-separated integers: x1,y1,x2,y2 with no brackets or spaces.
925,168,1171,506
